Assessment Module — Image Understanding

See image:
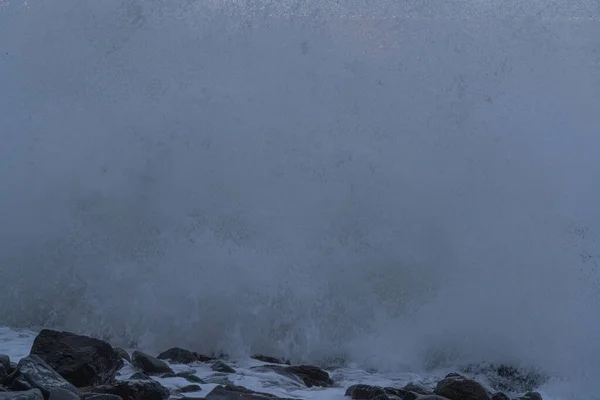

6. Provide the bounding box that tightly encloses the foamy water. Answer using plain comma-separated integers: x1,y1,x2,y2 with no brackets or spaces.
1,0,600,399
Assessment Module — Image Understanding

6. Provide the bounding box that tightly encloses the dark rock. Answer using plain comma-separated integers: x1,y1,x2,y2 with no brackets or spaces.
48,388,80,400
30,329,123,388
0,365,7,380
0,389,44,400
10,365,17,375
160,372,203,384
0,357,10,375
4,355,80,399
250,356,288,365
402,392,420,400
461,364,547,393
131,352,173,375
177,385,201,393
344,384,386,399
81,394,123,400
113,350,130,364
128,373,152,381
520,392,543,400
211,362,235,374
192,353,215,363
252,365,333,388
205,385,284,400
434,374,489,400
418,396,453,400
157,348,197,365
370,396,392,400
86,379,169,400
491,393,510,400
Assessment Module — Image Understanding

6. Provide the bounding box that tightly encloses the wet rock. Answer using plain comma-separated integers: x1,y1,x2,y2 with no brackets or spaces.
0,365,7,380
519,392,543,400
157,348,197,365
160,372,203,384
5,355,80,399
131,352,173,375
434,374,489,400
192,353,215,363
48,388,80,400
205,385,284,400
211,362,235,374
402,392,420,400
86,379,169,400
0,357,10,375
251,356,288,365
344,384,386,399
491,393,510,400
81,394,123,400
113,349,130,364
0,389,44,400
402,383,431,395
418,396,453,400
176,384,201,393
252,365,333,388
30,329,123,387
128,373,152,381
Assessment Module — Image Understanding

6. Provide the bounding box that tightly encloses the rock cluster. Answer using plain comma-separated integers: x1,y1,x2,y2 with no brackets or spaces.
0,329,545,400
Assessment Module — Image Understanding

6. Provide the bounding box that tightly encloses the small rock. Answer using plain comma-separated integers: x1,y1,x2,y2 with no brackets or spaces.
49,388,80,400
192,352,215,363
5,355,80,398
129,372,152,381
434,374,489,400
177,384,201,393
87,379,169,400
131,351,173,375
251,355,289,365
0,389,44,400
157,348,197,365
113,349,131,364
211,361,235,374
30,329,124,387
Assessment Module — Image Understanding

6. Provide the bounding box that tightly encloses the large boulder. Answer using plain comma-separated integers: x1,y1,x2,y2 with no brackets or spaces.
4,355,80,399
434,374,490,400
30,330,123,387
130,352,172,375
0,389,44,400
86,379,169,400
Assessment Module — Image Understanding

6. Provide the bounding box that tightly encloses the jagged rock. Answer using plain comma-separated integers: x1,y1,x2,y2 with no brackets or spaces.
491,393,510,400
157,348,197,365
520,392,543,400
5,355,80,399
48,388,80,400
81,394,123,400
86,379,169,400
113,349,130,364
205,385,284,400
0,389,44,400
30,330,123,387
344,384,386,399
128,373,152,381
434,374,489,400
131,352,173,375
251,356,288,365
211,362,235,374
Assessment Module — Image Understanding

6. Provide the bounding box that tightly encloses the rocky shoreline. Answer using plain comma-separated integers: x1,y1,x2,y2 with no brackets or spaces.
0,329,545,400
